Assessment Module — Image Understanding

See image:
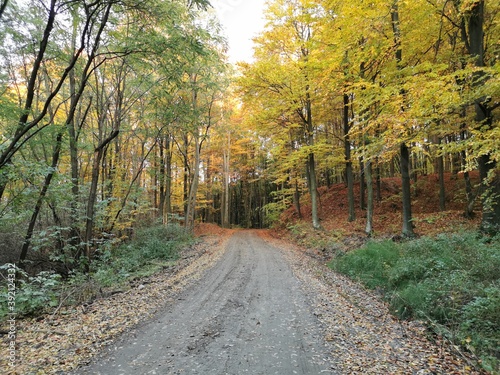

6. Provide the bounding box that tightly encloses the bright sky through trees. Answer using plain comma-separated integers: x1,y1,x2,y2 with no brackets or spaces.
212,0,267,63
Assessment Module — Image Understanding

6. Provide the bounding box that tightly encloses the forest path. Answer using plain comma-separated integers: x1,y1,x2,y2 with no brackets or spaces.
73,230,336,374
72,229,481,375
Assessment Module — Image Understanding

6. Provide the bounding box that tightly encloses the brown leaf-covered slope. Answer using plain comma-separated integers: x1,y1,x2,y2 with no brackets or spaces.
279,172,481,248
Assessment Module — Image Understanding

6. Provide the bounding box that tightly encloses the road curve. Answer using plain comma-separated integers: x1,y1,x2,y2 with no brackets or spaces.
73,230,335,375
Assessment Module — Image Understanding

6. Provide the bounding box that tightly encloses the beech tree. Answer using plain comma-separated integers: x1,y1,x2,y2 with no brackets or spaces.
238,0,324,229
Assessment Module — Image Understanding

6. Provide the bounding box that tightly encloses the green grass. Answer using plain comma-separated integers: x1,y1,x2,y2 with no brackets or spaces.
329,232,500,373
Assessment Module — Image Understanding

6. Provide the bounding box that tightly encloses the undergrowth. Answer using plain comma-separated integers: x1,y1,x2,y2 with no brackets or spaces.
0,223,194,320
329,231,500,373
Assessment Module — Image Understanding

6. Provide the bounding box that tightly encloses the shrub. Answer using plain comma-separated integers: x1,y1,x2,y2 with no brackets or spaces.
0,268,61,319
329,231,500,372
332,240,400,289
92,223,193,287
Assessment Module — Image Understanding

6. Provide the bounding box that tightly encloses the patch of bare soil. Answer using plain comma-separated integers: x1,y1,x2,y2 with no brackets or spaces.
261,231,487,374
1,227,233,375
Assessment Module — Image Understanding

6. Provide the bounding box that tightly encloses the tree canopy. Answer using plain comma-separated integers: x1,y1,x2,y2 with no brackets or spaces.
0,0,499,269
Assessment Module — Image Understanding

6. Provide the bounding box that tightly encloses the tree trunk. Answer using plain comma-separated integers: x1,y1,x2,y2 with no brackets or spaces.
293,177,302,219
0,0,8,20
391,1,414,237
359,156,366,210
165,135,173,219
307,153,321,229
183,134,190,219
305,90,321,230
437,138,446,211
186,132,200,231
19,132,63,265
84,130,119,261
344,94,355,221
158,136,166,220
365,159,374,236
401,142,415,237
466,0,500,233
222,134,230,228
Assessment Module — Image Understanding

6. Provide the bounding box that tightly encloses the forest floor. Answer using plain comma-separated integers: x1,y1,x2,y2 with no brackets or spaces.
278,171,483,253
3,225,486,374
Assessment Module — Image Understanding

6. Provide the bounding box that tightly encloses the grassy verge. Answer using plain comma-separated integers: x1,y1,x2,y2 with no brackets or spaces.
329,231,500,373
0,223,194,319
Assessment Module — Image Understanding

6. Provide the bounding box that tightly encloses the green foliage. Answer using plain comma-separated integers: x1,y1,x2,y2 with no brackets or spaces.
329,232,500,371
0,267,61,319
0,223,194,320
92,223,193,287
332,240,400,289
263,201,289,227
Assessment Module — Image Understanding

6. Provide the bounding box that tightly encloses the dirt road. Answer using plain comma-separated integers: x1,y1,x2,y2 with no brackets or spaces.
74,231,336,375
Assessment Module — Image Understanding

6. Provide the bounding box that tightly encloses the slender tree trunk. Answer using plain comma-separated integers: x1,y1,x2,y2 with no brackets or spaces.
344,94,355,221
307,153,321,229
401,143,414,237
305,90,321,230
462,148,475,218
437,138,446,211
165,135,173,219
359,156,366,210
84,130,119,261
222,133,230,228
19,132,63,265
186,132,200,231
158,136,166,220
293,177,302,219
391,1,414,237
365,159,374,236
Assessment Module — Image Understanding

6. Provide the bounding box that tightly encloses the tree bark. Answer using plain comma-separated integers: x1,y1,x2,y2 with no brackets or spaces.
401,143,414,237
0,0,8,20
293,177,302,219
344,94,355,221
359,156,366,210
437,138,446,211
392,1,414,237
19,131,63,265
365,159,374,236
466,0,500,232
222,134,230,228
186,131,200,231
84,130,119,261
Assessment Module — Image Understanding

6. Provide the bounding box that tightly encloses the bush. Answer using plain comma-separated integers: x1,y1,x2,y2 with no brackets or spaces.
0,223,195,320
0,267,61,319
92,223,193,287
329,231,500,372
333,240,400,289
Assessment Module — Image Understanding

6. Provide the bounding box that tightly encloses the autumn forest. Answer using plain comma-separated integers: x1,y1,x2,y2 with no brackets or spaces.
1,0,500,372
0,0,498,265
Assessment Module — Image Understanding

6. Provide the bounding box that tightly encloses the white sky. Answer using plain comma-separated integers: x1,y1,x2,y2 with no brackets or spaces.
212,0,267,64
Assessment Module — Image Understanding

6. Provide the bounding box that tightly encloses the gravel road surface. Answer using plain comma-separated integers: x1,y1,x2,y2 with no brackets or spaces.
74,230,335,375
